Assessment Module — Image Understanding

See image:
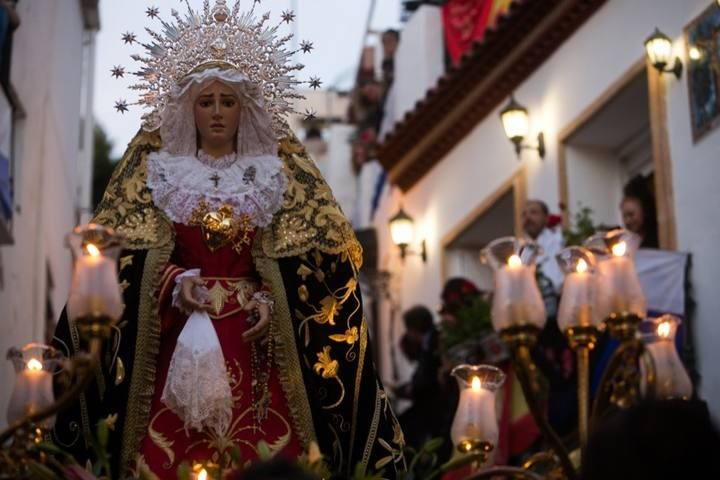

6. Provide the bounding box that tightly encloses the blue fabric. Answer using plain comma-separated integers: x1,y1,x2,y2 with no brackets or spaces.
0,152,11,220
370,170,387,221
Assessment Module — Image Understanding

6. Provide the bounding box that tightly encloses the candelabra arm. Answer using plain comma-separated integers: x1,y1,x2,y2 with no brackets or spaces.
0,337,103,446
513,346,578,480
590,339,644,428
576,347,590,456
463,465,545,480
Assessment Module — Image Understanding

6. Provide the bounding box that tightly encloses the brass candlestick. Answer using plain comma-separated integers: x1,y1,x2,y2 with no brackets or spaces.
565,325,599,454
501,326,578,480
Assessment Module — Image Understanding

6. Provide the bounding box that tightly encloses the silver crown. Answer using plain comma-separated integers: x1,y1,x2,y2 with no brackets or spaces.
112,0,319,136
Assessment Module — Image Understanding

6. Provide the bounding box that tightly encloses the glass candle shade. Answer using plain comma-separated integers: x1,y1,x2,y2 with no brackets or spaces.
583,229,646,319
640,315,692,400
66,224,125,322
450,364,506,455
6,343,61,427
555,247,601,331
484,237,546,332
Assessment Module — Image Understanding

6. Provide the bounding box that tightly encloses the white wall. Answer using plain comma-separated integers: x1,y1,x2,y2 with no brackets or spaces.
566,146,624,227
375,0,720,417
391,5,445,124
0,0,91,428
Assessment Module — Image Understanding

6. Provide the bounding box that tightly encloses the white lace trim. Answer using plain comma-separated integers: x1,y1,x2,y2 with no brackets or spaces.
147,150,288,227
161,311,233,436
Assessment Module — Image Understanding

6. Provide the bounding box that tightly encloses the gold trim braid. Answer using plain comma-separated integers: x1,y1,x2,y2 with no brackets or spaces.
253,243,317,450
119,244,172,474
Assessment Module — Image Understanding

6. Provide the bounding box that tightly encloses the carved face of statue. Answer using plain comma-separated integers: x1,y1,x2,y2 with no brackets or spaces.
194,80,242,154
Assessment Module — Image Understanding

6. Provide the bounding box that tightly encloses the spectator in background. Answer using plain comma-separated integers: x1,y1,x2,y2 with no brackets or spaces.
582,399,720,480
381,29,400,91
522,199,564,301
621,174,659,249
394,305,444,452
523,200,576,438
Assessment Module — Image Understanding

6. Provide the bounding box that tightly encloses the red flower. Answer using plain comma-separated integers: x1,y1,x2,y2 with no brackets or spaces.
547,214,562,228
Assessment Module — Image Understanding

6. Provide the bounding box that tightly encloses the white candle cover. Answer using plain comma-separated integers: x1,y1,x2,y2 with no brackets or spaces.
597,253,646,319
451,377,498,452
7,358,55,426
557,261,596,331
641,318,692,399
492,255,546,331
67,244,123,320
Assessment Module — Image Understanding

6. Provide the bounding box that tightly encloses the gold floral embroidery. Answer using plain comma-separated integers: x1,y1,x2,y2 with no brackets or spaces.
314,346,339,379
313,346,346,410
119,254,134,272
262,134,363,265
298,285,309,302
329,327,359,345
105,413,118,431
93,130,173,250
148,408,175,469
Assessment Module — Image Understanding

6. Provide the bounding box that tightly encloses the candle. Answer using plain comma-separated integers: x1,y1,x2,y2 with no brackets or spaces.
192,464,209,480
7,357,55,426
557,258,596,331
491,254,546,331
641,317,692,399
67,243,123,320
451,376,498,453
596,241,646,319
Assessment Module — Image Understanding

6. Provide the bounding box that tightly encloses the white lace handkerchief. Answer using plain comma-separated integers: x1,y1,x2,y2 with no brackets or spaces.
161,310,233,436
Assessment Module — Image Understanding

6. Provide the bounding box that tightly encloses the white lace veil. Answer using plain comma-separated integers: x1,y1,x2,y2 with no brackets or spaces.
159,66,278,157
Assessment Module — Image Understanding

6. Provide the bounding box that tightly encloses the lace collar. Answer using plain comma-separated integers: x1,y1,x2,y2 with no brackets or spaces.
147,150,288,228
195,149,237,169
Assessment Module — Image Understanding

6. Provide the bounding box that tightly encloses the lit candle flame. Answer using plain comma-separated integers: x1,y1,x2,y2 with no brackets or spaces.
576,258,588,273
611,241,627,257
27,358,43,371
86,243,100,257
507,254,522,268
657,321,671,338
471,376,482,391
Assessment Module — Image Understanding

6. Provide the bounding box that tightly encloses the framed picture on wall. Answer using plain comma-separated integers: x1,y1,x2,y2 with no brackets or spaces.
685,3,720,143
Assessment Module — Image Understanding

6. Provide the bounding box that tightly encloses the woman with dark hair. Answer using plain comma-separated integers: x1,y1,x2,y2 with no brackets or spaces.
621,175,659,248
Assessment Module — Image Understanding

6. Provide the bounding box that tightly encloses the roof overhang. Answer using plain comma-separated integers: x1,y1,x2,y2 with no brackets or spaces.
378,0,607,192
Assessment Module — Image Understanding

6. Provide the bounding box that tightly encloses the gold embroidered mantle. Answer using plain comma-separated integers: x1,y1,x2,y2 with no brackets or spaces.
86,128,367,475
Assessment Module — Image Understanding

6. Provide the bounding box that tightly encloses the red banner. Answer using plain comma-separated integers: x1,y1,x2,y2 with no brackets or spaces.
442,0,513,64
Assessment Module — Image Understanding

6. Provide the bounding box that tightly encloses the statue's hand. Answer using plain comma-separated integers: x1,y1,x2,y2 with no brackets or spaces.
242,299,271,343
177,276,211,314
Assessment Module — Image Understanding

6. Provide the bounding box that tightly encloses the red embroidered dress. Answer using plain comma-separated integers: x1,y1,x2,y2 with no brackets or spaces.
138,150,299,477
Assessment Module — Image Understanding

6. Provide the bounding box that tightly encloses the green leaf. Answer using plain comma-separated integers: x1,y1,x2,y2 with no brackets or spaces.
229,444,242,467
257,440,273,461
96,419,109,450
439,451,486,473
176,461,191,480
26,461,60,480
420,437,444,453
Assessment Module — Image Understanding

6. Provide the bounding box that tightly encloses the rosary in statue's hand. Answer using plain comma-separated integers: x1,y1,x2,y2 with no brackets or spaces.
242,300,270,344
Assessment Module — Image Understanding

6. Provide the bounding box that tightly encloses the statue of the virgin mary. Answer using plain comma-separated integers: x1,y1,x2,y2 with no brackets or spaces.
51,2,405,478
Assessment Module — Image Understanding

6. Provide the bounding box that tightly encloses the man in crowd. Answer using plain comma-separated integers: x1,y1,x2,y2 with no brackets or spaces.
394,305,444,451
522,199,576,437
522,199,564,303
